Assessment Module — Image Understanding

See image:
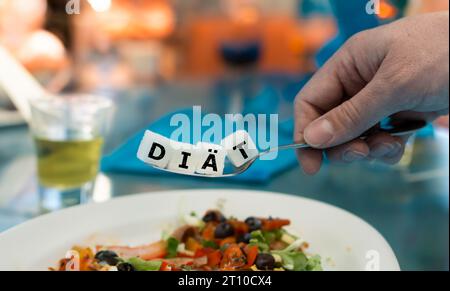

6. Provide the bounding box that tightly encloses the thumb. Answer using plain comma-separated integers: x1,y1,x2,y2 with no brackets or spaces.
303,79,398,149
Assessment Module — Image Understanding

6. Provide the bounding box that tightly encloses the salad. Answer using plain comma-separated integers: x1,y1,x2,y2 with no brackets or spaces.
54,210,322,271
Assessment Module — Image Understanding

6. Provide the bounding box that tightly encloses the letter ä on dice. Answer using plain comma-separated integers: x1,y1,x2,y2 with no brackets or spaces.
221,130,259,167
195,142,226,176
136,130,173,168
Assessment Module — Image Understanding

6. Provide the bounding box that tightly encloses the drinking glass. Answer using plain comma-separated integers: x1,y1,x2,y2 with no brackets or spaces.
30,94,112,212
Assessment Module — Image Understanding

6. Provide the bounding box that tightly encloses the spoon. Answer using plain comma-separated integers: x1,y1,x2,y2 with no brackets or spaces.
156,118,427,178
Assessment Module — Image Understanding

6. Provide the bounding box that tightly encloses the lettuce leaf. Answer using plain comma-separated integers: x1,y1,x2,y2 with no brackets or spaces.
273,251,308,271
272,239,322,271
249,230,270,252
305,255,323,271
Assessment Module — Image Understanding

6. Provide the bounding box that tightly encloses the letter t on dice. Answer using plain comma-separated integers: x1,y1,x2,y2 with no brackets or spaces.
221,130,259,167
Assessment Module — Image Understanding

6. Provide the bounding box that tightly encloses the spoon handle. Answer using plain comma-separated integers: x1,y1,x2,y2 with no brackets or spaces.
269,119,428,153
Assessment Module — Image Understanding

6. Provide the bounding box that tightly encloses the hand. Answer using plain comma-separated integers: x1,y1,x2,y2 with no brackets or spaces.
294,12,449,175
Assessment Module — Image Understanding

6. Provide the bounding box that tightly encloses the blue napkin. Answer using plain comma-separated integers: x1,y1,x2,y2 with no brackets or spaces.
101,109,298,183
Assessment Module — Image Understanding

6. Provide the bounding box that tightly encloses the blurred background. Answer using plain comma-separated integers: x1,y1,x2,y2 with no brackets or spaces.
0,0,448,270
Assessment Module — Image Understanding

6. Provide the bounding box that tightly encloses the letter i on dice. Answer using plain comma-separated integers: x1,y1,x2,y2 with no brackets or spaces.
166,141,200,174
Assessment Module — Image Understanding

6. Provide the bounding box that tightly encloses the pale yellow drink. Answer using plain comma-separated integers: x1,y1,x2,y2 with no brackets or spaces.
35,137,103,189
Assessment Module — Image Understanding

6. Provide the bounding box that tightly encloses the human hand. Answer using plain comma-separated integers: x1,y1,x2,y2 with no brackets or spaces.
294,12,449,175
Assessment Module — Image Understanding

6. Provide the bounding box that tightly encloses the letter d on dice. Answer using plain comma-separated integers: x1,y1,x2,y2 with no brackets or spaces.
137,130,173,168
221,130,259,167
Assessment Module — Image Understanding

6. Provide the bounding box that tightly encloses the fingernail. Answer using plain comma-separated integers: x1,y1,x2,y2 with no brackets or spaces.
304,119,334,147
370,142,401,158
384,142,403,158
342,150,367,162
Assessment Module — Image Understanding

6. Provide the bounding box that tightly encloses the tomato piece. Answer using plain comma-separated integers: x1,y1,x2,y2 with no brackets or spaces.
219,236,236,247
202,224,215,241
244,245,259,267
229,220,249,235
194,247,214,258
107,240,167,260
207,250,222,268
159,261,170,271
261,218,290,231
220,244,246,269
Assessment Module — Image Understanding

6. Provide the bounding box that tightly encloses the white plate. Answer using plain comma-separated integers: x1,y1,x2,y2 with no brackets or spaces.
0,189,400,271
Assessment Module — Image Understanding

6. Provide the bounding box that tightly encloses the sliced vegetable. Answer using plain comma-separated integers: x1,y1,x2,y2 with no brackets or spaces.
305,255,323,271
244,245,259,267
274,251,308,271
107,240,167,260
270,239,320,271
249,230,270,252
220,244,246,269
261,218,290,231
229,220,249,235
185,237,203,252
127,257,162,271
219,236,236,247
207,250,222,268
202,224,215,241
166,237,180,258
202,240,219,249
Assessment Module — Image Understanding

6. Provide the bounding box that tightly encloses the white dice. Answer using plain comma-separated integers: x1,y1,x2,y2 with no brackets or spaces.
137,130,173,168
137,130,259,176
167,141,200,174
221,130,259,167
195,142,226,176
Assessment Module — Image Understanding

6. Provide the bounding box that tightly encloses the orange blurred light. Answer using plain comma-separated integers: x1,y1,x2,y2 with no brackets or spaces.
139,1,175,39
234,7,260,25
378,0,397,20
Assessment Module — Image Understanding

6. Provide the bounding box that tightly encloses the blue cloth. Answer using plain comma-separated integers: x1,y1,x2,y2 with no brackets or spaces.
101,109,298,183
316,0,380,66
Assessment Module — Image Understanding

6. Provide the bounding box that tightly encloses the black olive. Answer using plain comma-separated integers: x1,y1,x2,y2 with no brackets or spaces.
117,263,135,272
95,250,119,266
203,210,226,223
245,217,262,232
255,253,275,270
214,222,235,239
237,233,252,244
